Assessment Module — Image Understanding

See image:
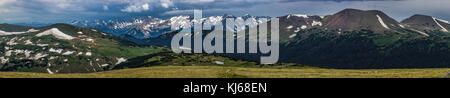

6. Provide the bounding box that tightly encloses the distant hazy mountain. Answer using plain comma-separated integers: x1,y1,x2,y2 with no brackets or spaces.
70,16,176,39
70,14,271,39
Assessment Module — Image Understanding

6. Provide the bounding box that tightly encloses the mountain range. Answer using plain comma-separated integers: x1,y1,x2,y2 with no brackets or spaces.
135,8,450,68
3,8,450,74
69,14,271,39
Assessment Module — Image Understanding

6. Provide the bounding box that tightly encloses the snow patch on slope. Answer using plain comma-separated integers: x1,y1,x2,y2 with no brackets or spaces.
300,25,307,29
36,28,75,40
435,18,450,24
24,39,33,45
0,29,39,36
49,48,63,54
46,68,54,74
292,14,309,18
287,14,309,19
215,61,224,65
286,25,294,29
294,27,301,32
312,21,322,26
86,52,92,56
0,57,9,64
289,34,297,38
376,15,390,29
33,53,48,60
116,57,127,65
432,17,448,32
411,29,429,37
62,51,75,55
101,64,109,67
6,37,18,45
399,24,405,28
170,16,191,30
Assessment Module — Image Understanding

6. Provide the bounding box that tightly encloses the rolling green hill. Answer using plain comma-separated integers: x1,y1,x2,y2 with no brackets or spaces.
0,23,165,73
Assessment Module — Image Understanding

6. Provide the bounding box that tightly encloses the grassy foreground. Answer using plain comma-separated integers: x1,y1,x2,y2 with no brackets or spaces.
1,66,449,78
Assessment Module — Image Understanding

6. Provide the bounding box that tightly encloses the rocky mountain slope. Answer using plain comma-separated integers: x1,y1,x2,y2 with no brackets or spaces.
323,9,404,33
401,14,450,36
0,23,162,73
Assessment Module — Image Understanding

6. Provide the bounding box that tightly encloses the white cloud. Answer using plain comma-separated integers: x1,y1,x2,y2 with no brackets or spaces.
55,3,85,11
160,0,173,8
0,0,16,6
162,8,234,15
119,0,175,12
178,0,215,4
121,3,150,12
103,5,109,10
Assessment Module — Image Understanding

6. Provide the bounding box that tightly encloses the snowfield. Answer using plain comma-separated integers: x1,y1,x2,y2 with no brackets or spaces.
294,27,301,32
46,68,54,74
86,52,92,56
376,15,390,29
301,25,307,29
0,57,9,64
289,34,297,38
49,48,63,54
286,25,294,29
101,64,110,67
33,53,48,60
62,51,75,55
432,17,448,32
0,29,39,36
411,29,430,37
288,14,309,19
435,18,450,24
36,28,75,40
116,58,127,65
312,21,322,26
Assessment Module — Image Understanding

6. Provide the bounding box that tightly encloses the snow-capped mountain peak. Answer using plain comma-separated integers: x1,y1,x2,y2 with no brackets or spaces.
70,14,270,39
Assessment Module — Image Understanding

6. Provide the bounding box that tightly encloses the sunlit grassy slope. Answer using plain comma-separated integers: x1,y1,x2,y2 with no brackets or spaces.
1,66,449,78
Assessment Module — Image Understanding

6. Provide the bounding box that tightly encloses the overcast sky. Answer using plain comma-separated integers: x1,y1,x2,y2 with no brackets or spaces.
1,0,449,23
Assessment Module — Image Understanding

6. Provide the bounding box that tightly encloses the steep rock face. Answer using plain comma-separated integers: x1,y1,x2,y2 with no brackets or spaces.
323,9,402,33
